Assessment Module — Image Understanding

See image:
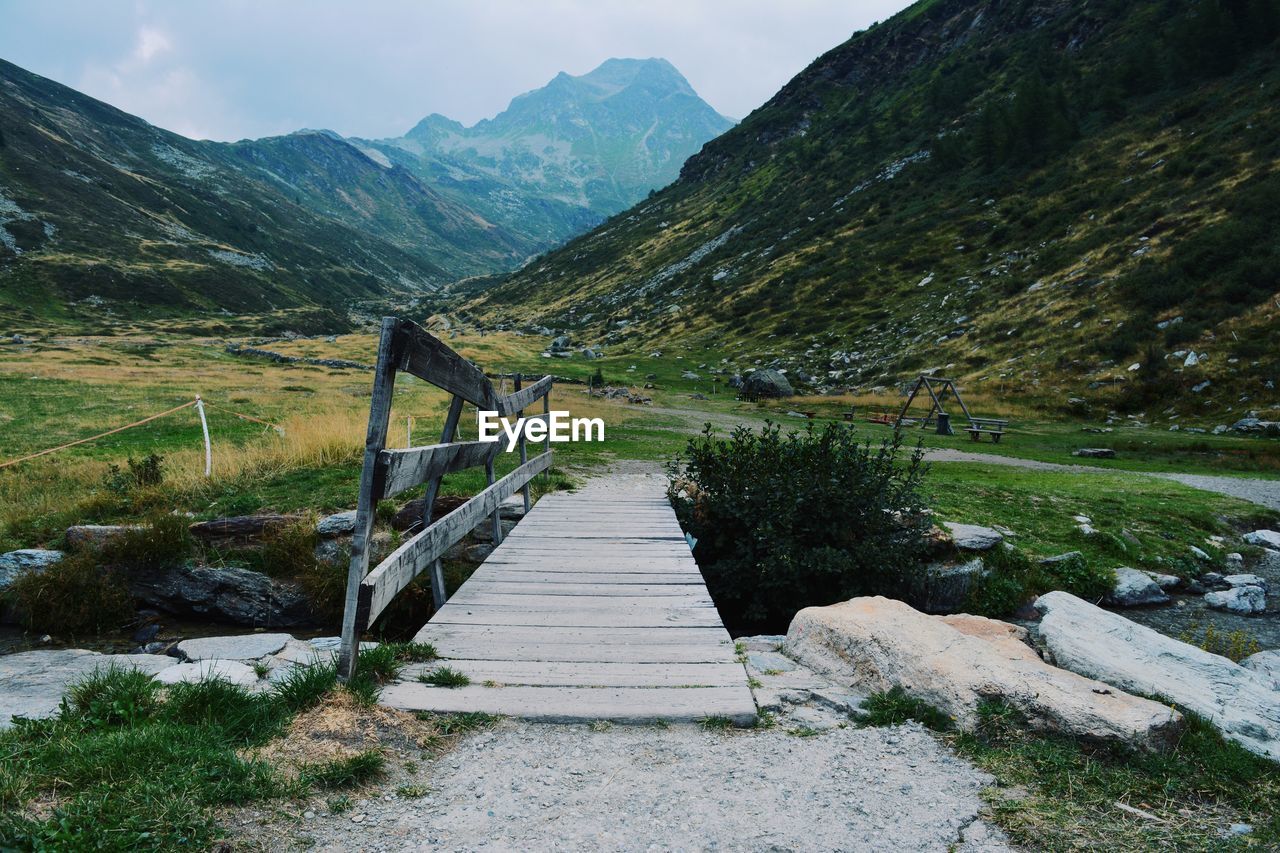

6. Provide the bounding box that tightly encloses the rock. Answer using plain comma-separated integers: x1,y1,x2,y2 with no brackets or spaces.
154,659,259,688
315,510,357,537
1201,571,1225,587
942,523,1003,551
740,368,794,399
129,565,315,628
0,649,173,728
1243,530,1280,549
176,633,292,661
1222,574,1269,592
390,495,469,533
1034,591,1280,760
1225,553,1244,568
1040,551,1084,567
1106,567,1170,607
785,597,1180,747
1204,585,1267,615
1140,570,1181,590
681,371,700,380
0,549,64,590
189,514,298,544
914,559,985,613
471,518,518,543
314,538,351,569
1073,448,1116,459
1241,650,1280,690
549,335,571,351
1232,419,1280,436
1072,515,1092,525
65,524,142,551
464,544,494,562
1188,545,1210,561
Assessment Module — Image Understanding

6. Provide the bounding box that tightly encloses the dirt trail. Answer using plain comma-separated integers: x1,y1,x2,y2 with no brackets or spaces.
230,718,1008,852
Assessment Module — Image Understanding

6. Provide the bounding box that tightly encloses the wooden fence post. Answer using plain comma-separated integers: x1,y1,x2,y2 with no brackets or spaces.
514,373,531,513
422,395,464,610
339,317,401,681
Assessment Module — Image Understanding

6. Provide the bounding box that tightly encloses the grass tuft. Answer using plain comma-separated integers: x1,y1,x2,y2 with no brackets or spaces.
299,749,386,790
419,666,470,688
860,687,953,731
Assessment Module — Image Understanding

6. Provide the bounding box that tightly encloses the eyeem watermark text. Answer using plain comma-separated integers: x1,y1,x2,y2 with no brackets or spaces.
478,411,604,451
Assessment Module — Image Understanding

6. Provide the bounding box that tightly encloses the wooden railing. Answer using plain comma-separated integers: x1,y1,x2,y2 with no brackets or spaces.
338,318,553,678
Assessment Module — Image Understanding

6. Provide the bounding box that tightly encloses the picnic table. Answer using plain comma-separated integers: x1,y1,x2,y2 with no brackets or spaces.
965,417,1008,442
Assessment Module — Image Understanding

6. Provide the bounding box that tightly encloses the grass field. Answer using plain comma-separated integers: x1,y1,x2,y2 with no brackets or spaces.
1,328,1276,561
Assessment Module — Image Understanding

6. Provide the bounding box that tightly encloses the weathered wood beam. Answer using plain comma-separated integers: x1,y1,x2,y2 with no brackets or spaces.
396,320,497,410
496,374,553,416
374,439,501,500
357,452,553,629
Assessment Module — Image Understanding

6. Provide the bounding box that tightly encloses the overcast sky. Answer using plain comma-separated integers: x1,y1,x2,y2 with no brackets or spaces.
0,0,911,141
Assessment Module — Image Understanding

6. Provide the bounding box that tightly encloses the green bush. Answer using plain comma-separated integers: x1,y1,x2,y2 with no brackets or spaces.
102,453,165,496
668,422,929,633
8,552,133,635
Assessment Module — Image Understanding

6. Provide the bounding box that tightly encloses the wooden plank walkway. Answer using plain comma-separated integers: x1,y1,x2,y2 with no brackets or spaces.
379,478,757,725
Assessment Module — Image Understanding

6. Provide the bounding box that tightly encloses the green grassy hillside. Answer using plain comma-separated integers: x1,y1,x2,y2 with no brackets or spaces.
466,0,1280,417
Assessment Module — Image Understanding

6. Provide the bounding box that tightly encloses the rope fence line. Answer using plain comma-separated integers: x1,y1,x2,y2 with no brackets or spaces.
0,396,285,472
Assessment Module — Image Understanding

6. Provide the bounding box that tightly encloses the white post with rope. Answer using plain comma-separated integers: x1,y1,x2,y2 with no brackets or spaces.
194,395,211,477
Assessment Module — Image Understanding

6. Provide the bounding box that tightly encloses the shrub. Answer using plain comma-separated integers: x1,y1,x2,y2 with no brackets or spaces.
102,454,165,496
668,423,929,633
9,552,133,635
102,512,193,571
1179,621,1261,662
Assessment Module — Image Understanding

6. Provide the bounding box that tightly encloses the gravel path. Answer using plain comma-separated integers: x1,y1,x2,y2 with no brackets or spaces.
924,449,1280,511
231,719,1008,852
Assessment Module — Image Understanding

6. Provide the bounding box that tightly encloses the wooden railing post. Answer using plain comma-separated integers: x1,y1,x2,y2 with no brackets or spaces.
422,395,463,610
339,317,401,681
514,373,531,513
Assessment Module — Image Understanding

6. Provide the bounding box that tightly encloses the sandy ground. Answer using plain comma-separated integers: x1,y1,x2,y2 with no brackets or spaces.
225,718,1010,852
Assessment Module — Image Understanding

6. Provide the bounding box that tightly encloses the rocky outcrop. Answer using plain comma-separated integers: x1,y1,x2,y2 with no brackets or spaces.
785,596,1181,748
914,558,984,613
1106,567,1169,606
1034,591,1280,760
129,565,315,628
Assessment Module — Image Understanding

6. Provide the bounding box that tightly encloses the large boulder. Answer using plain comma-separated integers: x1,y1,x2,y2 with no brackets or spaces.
785,596,1181,748
129,565,315,628
0,549,64,590
0,649,172,728
1034,591,1280,760
1106,567,1169,607
740,369,794,399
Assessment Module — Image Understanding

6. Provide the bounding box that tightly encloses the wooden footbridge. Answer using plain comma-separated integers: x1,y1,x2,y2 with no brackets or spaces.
339,319,755,725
